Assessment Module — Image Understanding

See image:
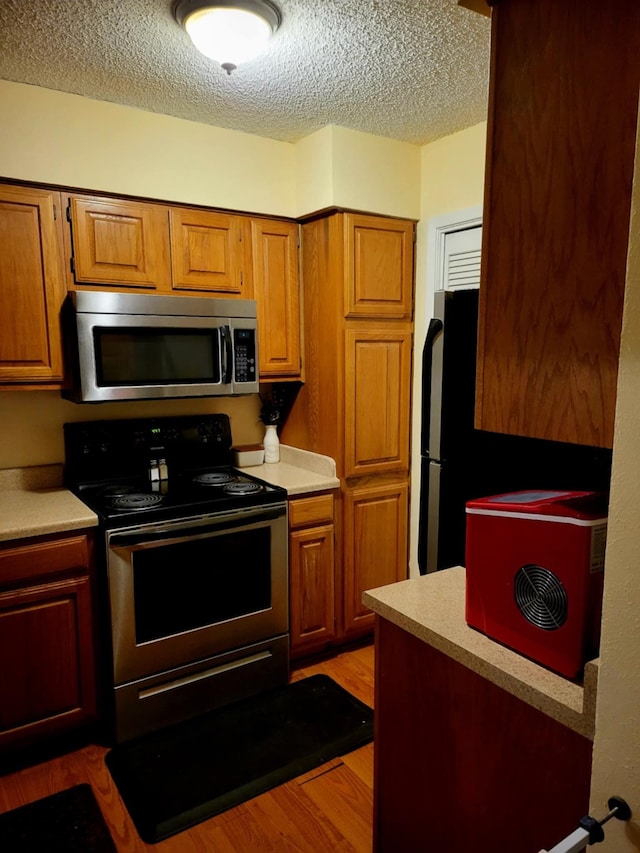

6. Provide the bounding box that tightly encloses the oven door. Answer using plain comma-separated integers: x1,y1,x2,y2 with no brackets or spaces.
105,503,288,686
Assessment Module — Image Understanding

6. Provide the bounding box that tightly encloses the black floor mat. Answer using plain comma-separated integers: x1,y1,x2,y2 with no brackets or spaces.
0,784,117,853
105,673,374,843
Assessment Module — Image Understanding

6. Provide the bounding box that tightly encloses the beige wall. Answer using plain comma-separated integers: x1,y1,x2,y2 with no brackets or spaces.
0,393,263,470
0,81,296,216
0,81,422,221
408,122,487,576
589,106,640,850
294,124,421,219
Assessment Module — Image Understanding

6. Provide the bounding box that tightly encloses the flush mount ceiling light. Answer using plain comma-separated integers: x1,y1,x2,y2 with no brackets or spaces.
174,0,281,75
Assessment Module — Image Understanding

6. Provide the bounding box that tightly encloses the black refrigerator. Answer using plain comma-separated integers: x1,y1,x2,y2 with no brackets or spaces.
417,288,613,575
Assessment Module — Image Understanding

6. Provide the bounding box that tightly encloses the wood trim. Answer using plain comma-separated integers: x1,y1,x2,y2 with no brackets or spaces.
457,0,492,16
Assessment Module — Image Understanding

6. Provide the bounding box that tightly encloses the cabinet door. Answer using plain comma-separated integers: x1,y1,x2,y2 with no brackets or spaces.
344,213,414,320
251,219,301,379
476,0,640,448
69,195,171,289
343,480,408,635
289,523,336,656
0,185,65,383
0,575,97,749
170,208,247,295
344,324,412,477
374,618,592,853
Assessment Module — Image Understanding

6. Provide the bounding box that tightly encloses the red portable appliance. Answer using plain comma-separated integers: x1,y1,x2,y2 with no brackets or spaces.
465,490,607,679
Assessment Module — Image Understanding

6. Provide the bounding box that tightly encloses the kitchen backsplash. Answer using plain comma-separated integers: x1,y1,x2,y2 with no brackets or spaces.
0,391,263,470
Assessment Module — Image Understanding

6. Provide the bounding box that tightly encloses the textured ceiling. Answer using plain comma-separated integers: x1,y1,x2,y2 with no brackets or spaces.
0,0,491,145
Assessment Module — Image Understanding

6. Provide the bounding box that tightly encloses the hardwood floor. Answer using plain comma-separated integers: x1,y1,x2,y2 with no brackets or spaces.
0,642,375,852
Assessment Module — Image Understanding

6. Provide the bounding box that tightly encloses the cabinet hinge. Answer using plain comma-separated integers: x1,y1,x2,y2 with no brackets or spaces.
70,256,75,274
53,203,57,221
66,203,72,223
240,271,243,286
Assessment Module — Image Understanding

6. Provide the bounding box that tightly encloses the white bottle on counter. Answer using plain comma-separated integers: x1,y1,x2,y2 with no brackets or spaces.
263,424,280,463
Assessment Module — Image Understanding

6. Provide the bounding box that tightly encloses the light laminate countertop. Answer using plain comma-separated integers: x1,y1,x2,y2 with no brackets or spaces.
363,567,598,739
238,444,340,496
0,446,339,543
0,464,98,542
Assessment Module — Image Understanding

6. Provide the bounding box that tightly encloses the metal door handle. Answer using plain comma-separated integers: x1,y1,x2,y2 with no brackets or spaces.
539,796,631,853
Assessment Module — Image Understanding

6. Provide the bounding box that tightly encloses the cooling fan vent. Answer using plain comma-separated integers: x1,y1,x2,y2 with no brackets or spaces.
514,564,568,631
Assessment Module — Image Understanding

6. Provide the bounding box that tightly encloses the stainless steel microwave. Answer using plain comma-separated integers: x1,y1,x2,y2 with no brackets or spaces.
62,291,259,402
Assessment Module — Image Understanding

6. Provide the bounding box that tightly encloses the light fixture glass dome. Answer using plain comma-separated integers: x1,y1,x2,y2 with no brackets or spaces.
175,1,281,74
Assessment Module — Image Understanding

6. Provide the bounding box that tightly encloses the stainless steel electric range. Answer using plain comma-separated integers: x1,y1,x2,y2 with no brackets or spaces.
64,414,289,744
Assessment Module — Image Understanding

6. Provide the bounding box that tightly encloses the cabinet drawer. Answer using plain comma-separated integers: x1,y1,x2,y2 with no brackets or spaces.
0,534,90,587
289,494,334,529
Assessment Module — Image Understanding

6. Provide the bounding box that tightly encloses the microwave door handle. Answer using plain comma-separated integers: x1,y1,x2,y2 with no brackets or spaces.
220,325,233,384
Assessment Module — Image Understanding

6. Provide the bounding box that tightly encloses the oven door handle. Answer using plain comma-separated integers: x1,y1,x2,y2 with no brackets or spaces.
108,505,286,551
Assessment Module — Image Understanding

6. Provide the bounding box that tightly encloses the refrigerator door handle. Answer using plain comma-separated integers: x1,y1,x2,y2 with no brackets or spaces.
418,460,442,574
421,316,444,458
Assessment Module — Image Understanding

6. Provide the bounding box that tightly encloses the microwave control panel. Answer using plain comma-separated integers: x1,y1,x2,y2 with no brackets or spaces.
233,329,257,382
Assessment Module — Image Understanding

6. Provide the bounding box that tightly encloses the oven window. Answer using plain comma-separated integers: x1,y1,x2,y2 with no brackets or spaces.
133,527,271,643
95,327,220,385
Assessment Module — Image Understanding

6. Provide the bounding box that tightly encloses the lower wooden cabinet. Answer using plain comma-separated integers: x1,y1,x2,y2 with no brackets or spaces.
0,531,98,752
288,493,336,658
374,618,593,853
342,480,408,636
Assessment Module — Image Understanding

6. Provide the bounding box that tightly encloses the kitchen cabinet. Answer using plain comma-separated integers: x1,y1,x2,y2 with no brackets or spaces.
476,0,640,448
288,492,336,658
0,185,66,385
67,195,171,290
344,213,414,320
344,324,412,477
0,531,98,752
282,211,415,642
343,481,408,635
251,218,301,379
169,207,248,296
373,617,592,853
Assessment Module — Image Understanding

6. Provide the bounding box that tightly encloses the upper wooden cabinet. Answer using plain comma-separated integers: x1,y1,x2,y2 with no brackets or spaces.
251,218,301,379
169,208,247,296
0,185,66,384
68,195,171,290
476,0,640,448
344,213,414,320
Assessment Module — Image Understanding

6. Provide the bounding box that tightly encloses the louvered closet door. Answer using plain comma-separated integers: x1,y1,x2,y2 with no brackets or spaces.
443,225,482,291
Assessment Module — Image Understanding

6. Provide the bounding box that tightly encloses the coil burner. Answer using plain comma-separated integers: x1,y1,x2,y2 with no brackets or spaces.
193,472,236,486
108,493,165,512
224,481,263,495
